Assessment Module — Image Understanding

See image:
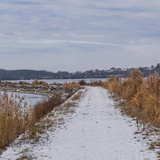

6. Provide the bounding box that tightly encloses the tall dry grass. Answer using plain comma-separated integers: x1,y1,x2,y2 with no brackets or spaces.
32,93,62,121
64,82,81,90
32,80,48,86
0,83,80,150
0,92,63,150
104,69,160,127
103,77,122,96
0,92,31,149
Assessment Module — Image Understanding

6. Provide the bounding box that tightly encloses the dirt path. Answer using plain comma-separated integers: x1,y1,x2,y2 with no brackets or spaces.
1,87,157,160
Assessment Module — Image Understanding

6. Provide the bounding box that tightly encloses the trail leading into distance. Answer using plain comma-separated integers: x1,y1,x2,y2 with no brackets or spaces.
1,87,157,160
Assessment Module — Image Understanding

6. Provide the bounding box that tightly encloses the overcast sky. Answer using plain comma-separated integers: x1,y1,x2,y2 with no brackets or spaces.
0,0,160,72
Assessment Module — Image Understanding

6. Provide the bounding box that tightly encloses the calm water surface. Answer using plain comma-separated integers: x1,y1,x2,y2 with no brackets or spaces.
6,78,107,84
1,78,107,106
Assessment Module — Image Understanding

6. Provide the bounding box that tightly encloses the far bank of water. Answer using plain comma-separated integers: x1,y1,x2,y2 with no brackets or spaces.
0,78,107,107
3,78,107,84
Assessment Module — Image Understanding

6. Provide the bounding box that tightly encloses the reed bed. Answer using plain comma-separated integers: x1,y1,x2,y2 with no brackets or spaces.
0,92,31,149
32,93,62,121
0,80,82,151
103,69,160,127
0,92,63,150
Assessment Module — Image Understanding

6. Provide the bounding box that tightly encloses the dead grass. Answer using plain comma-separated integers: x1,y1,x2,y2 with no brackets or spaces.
89,80,103,86
0,82,82,151
102,77,122,96
0,92,31,149
32,93,62,121
63,102,76,108
32,80,48,86
33,91,82,136
103,69,160,127
0,92,62,150
103,70,160,154
71,92,82,101
64,82,81,90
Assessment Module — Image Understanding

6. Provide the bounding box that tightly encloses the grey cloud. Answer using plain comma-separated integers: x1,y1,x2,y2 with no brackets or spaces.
0,0,160,71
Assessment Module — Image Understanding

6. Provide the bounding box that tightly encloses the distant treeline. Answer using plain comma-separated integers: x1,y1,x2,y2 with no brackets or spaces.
0,64,160,80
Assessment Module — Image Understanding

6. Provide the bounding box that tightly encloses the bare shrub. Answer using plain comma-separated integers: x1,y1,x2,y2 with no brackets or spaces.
79,80,86,85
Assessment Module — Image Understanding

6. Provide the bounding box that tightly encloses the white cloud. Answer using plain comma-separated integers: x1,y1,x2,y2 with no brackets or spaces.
0,0,160,71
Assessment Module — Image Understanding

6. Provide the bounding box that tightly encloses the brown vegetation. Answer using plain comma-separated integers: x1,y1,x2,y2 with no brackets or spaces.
64,82,81,90
103,69,160,127
0,92,63,150
0,92,31,149
0,82,81,151
32,80,48,86
32,93,62,121
71,92,82,101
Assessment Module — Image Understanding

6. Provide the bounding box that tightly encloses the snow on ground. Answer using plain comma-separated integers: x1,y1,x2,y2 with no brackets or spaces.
0,87,158,160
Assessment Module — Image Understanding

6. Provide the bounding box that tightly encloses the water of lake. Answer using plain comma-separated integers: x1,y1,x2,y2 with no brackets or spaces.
5,78,107,84
1,78,107,107
0,91,47,107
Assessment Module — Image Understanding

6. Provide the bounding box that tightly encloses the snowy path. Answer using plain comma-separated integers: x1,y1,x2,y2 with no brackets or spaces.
1,87,157,160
